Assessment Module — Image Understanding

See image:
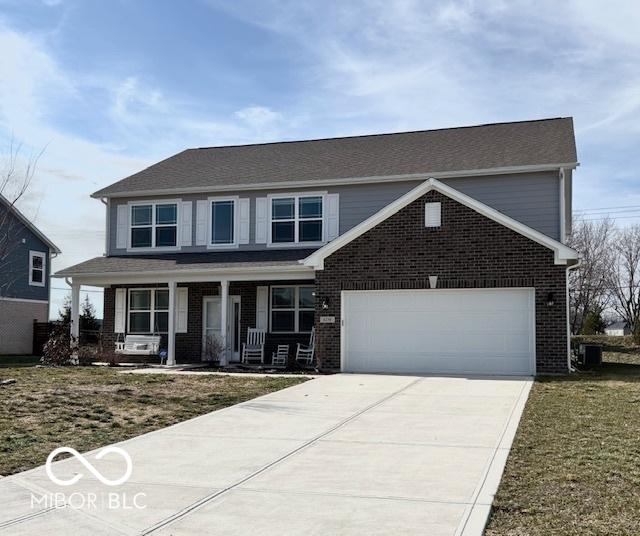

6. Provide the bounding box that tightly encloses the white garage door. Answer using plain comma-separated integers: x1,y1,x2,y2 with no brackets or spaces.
342,289,535,375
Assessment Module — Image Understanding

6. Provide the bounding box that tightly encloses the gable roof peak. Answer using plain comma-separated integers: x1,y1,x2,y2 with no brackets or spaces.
303,178,578,269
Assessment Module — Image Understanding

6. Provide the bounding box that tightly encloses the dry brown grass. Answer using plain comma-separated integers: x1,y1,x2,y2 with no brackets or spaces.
485,337,640,536
0,366,306,476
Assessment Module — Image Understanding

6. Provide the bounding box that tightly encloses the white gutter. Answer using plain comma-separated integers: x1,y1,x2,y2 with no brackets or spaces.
91,162,580,199
559,168,566,243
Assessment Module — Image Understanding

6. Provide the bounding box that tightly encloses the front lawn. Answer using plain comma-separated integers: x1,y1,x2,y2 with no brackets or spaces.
0,367,307,476
486,336,640,535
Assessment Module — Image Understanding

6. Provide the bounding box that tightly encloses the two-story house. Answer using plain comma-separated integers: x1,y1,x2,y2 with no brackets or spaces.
0,194,61,354
55,118,579,375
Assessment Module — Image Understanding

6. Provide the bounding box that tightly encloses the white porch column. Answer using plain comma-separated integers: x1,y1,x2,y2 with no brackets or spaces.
167,281,176,366
70,282,80,364
220,279,229,366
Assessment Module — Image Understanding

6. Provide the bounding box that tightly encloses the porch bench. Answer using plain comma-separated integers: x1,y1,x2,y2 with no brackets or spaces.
115,335,161,356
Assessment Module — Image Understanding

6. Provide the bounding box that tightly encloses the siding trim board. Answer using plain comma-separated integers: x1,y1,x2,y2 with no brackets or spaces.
0,296,49,304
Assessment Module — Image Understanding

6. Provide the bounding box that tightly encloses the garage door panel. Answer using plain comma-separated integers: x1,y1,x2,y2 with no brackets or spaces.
343,289,535,376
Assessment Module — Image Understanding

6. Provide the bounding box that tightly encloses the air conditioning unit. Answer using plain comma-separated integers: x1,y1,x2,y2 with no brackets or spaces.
578,344,602,367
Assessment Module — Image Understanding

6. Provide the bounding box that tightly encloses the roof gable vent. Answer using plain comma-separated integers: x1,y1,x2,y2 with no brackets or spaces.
424,202,442,228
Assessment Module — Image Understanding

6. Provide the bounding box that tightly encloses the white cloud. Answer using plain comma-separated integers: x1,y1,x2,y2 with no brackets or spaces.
110,76,164,125
235,106,281,127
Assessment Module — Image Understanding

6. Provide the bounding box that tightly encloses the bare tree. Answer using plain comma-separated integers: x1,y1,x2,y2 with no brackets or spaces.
607,225,640,342
566,217,615,334
0,139,44,293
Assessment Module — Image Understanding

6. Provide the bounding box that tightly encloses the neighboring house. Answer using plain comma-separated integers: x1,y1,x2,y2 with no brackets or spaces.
604,321,631,337
0,195,61,354
55,118,579,375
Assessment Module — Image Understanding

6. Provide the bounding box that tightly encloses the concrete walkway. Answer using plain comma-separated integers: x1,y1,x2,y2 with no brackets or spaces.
0,374,532,535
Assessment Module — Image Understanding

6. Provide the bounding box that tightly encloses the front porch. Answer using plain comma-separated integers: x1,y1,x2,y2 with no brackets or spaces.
69,276,315,367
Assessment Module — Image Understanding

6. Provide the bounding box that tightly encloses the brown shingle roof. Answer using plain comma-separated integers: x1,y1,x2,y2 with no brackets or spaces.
92,118,577,197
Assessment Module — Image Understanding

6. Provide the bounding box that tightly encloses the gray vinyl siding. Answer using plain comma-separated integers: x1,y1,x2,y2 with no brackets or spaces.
107,170,561,255
0,206,50,301
443,172,560,239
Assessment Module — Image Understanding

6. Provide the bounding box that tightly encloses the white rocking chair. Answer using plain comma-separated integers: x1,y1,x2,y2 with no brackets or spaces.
242,328,266,364
296,327,315,366
271,345,289,367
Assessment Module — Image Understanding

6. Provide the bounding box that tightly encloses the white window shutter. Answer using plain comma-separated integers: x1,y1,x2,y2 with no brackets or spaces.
180,201,192,246
424,202,442,228
114,288,126,333
176,287,188,333
256,286,269,330
116,205,128,249
196,200,208,246
325,193,340,241
255,198,268,244
238,198,250,244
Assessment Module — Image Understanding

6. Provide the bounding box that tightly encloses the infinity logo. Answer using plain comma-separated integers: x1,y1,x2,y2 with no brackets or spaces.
45,446,133,487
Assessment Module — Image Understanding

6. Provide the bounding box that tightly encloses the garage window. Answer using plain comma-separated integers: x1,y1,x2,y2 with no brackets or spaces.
270,286,314,333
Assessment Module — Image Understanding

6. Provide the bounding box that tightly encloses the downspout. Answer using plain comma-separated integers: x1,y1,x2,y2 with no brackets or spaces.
46,251,59,322
566,260,581,372
559,168,566,243
100,198,109,256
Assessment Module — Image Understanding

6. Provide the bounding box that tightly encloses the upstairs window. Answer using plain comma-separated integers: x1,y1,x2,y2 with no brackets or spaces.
210,199,236,246
130,202,178,248
271,195,323,244
29,251,46,287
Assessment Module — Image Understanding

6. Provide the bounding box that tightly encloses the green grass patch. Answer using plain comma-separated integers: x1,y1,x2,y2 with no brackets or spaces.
486,336,640,536
0,367,306,476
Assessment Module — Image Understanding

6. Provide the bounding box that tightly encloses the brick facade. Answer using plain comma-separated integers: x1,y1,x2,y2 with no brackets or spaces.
103,280,310,364
314,190,569,374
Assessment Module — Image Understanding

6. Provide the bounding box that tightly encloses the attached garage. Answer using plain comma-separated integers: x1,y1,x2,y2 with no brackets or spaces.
342,288,535,376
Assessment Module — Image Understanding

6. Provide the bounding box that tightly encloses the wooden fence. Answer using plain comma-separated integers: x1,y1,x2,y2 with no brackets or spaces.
32,321,101,355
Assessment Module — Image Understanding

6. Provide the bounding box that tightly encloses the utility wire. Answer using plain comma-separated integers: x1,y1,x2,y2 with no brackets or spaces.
578,215,640,222
50,286,104,293
575,204,640,212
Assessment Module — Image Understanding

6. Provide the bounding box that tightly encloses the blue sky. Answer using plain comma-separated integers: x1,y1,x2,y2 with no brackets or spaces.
1,0,639,318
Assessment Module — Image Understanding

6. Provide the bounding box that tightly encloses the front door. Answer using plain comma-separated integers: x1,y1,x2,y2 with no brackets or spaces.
202,296,241,362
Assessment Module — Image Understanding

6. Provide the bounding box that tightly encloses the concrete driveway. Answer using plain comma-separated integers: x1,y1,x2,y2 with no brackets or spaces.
0,374,532,536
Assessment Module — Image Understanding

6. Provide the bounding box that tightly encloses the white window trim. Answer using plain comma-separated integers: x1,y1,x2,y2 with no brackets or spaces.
127,288,170,334
207,196,240,250
267,192,327,248
127,199,182,252
269,284,315,334
28,251,46,287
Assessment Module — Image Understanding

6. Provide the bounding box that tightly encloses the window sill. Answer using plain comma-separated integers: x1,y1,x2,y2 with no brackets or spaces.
126,246,182,253
28,281,46,288
266,241,325,248
206,243,240,250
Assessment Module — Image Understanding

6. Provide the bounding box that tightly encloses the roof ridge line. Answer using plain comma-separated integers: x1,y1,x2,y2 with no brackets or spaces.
190,117,571,151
